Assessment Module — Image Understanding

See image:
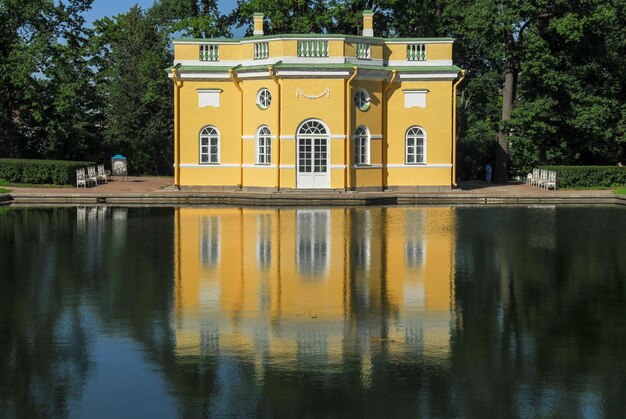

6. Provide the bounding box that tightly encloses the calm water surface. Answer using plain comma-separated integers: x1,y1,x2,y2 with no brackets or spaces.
0,205,625,418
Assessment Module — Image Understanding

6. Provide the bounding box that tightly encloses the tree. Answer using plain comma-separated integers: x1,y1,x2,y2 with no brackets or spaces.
151,0,231,38
509,0,626,172
326,0,393,36
440,0,558,182
231,0,332,35
0,1,58,157
92,6,173,175
36,0,103,161
0,0,103,161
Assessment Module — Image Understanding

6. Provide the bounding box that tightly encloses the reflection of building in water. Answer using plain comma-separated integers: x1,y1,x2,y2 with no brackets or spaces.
200,216,220,269
296,209,330,277
174,206,456,373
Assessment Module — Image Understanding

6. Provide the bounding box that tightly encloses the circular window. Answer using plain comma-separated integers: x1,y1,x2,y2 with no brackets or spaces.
256,88,272,109
354,89,370,111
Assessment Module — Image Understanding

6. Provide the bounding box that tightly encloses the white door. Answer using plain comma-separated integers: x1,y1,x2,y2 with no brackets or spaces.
297,120,330,189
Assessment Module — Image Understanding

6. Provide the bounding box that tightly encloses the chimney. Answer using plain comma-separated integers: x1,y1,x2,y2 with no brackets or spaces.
253,13,264,36
362,10,374,37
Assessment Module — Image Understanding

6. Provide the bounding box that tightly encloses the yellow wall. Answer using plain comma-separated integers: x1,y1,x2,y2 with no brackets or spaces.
219,44,241,60
175,44,201,61
178,79,242,186
370,44,383,60
173,206,457,363
328,40,345,57
173,37,457,190
386,80,453,186
345,42,356,58
427,43,453,60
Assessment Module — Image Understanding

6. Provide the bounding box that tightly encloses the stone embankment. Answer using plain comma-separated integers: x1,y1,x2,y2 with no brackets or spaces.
2,177,625,206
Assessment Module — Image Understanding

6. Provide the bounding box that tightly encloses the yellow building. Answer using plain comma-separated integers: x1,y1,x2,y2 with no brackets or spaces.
169,11,463,191
173,206,457,374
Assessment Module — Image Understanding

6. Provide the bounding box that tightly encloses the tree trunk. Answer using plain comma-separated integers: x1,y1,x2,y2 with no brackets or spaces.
495,62,516,183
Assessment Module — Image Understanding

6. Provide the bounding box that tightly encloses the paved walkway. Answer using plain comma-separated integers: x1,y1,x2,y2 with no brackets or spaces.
4,177,616,195
3,177,623,206
6,176,173,195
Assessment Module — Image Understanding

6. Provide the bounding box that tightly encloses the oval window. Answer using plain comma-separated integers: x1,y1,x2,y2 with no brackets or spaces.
256,88,272,109
354,89,370,111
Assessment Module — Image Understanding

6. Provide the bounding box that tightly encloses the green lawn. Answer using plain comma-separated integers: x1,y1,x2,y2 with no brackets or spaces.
614,187,626,195
0,188,10,194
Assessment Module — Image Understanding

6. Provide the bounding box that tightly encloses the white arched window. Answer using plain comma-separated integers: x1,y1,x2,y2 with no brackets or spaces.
298,120,327,135
354,126,370,165
200,126,219,164
405,126,425,164
256,126,272,164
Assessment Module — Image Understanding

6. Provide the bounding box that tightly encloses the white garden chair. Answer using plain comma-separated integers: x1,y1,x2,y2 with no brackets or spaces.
87,166,98,186
535,169,547,188
96,164,109,184
544,171,557,190
76,168,87,188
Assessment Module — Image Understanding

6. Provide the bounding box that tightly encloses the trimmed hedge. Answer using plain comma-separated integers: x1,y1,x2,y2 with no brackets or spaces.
0,159,96,185
538,165,626,188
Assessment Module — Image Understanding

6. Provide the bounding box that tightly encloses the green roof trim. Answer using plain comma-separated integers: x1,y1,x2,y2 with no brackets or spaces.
165,65,234,73
253,12,264,16
166,63,461,75
392,65,461,73
173,34,454,43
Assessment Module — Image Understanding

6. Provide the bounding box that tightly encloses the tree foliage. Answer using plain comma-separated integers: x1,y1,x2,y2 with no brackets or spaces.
151,0,231,38
92,6,173,175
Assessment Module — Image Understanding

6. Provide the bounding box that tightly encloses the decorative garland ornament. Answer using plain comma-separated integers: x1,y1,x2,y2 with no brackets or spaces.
296,87,330,100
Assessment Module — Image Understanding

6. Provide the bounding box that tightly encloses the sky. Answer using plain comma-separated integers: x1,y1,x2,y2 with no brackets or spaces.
83,0,244,35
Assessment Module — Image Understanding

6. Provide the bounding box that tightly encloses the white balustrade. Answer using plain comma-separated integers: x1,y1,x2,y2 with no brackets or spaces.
356,43,370,59
200,44,219,61
297,40,329,57
254,42,269,59
407,43,426,61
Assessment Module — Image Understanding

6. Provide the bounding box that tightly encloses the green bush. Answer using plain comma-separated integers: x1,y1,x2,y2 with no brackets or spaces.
0,159,96,185
538,165,626,188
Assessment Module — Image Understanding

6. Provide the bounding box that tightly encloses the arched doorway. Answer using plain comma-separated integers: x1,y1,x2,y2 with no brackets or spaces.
296,119,330,189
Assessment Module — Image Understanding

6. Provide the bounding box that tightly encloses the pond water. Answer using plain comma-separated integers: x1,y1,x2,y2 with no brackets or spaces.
0,205,625,418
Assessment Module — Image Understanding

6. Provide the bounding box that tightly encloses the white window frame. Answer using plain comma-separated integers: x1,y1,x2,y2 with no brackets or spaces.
256,125,272,165
354,88,370,111
403,89,428,109
197,88,221,108
256,88,272,109
353,125,370,165
199,125,220,164
405,126,426,164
